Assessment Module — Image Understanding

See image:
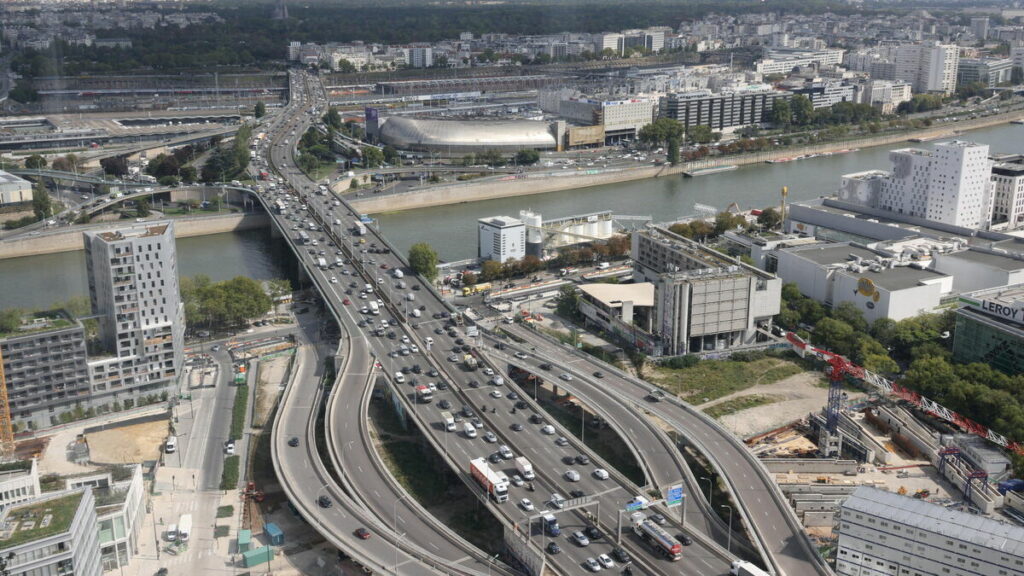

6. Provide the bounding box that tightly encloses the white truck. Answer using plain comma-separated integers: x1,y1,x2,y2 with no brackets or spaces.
730,561,770,576
368,301,380,315
441,411,456,432
470,458,509,502
355,222,368,236
178,513,193,542
317,257,328,270
514,456,535,480
393,269,404,279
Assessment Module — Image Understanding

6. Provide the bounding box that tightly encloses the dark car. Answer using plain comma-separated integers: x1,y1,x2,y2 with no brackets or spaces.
575,454,591,465
434,328,445,335
401,366,411,374
288,436,300,447
511,423,525,432
427,369,439,377
438,399,452,410
515,400,529,410
461,345,472,352
468,380,480,388
436,381,449,391
570,489,586,499
593,371,605,379
562,455,576,465
677,532,693,546
648,513,666,525
355,528,371,540
611,548,631,564
318,495,332,508
461,406,475,418
508,391,520,400
584,526,602,540
411,364,422,374
539,363,552,371
529,413,544,424
546,542,561,555
489,453,502,464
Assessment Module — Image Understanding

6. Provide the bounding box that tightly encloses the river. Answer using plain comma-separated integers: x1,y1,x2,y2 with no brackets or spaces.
2,122,1022,311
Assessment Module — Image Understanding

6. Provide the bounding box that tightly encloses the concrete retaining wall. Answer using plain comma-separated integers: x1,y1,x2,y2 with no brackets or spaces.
0,213,270,259
763,459,860,475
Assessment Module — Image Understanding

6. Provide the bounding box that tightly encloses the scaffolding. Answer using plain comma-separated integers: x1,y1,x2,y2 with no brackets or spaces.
0,348,15,460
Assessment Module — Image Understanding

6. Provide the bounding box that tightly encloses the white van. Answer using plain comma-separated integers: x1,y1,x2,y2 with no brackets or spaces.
165,436,177,454
410,309,422,318
464,422,477,438
394,372,406,384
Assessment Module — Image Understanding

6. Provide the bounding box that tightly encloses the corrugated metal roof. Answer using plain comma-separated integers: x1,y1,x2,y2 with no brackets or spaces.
378,116,556,152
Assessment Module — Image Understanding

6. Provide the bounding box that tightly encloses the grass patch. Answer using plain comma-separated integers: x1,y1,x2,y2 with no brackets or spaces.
704,395,781,419
214,525,230,538
649,358,802,403
378,440,451,503
216,505,234,519
537,325,622,367
220,455,240,490
230,385,249,440
0,492,83,549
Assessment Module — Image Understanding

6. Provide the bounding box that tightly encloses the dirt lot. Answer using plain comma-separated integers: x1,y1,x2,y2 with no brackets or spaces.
86,419,168,464
253,355,291,428
700,372,865,439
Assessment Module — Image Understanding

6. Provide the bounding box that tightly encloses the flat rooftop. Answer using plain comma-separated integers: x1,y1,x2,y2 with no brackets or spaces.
939,249,1024,272
0,491,84,550
88,222,171,243
962,283,1024,306
0,170,30,187
844,486,1024,556
479,215,523,228
783,243,949,290
579,282,655,308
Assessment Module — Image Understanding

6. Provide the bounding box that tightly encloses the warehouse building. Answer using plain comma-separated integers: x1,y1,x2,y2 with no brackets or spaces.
0,170,32,206
953,284,1024,375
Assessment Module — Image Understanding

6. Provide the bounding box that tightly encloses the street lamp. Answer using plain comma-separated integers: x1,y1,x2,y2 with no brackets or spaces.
701,476,713,507
486,553,499,576
721,505,733,554
393,494,410,574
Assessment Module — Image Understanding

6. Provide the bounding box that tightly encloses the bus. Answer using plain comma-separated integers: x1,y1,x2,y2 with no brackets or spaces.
462,282,492,297
299,231,311,245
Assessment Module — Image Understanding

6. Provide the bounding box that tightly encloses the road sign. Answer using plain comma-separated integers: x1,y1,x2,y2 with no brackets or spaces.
625,500,644,512
666,484,684,508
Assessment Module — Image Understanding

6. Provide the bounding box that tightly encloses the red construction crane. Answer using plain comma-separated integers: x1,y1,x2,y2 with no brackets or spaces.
785,332,1024,456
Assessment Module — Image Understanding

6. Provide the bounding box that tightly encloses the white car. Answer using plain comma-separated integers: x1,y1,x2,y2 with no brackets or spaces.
510,474,524,487
425,337,434,345
520,498,534,511
597,554,614,569
584,558,601,572
499,445,513,459
593,468,609,480
555,437,570,447
559,373,573,381
329,276,338,283
410,345,419,353
483,368,495,376
401,335,410,344
564,470,580,482
514,352,528,359
540,425,556,435
489,390,503,399
572,531,591,546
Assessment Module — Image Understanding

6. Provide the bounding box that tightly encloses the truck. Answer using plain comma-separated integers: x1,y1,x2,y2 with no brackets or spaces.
441,411,456,432
632,515,681,561
730,561,770,576
368,301,380,315
559,267,578,277
541,513,561,536
514,456,535,480
178,513,193,542
392,269,404,279
464,354,478,371
317,257,328,270
470,458,509,503
355,222,368,236
415,385,433,404
597,262,610,270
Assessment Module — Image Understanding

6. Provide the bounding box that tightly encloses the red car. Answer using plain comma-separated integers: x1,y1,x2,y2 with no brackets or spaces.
355,528,371,540
380,263,390,269
342,298,351,305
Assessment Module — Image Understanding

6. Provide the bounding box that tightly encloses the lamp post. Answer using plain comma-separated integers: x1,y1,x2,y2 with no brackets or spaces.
721,505,733,554
393,494,410,574
701,476,713,507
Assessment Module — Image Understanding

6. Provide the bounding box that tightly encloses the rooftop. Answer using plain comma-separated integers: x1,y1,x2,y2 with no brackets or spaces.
783,243,949,291
0,491,84,550
87,222,171,243
0,310,77,340
844,486,1024,557
0,170,31,187
939,249,1024,272
579,282,655,308
479,215,523,228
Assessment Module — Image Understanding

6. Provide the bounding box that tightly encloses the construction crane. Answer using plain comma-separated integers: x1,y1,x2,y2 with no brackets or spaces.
0,350,15,460
785,332,1024,457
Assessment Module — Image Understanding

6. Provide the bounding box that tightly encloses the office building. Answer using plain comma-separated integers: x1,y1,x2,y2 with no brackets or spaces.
836,485,1024,576
789,81,855,109
83,222,185,408
557,97,654,140
65,465,145,572
957,58,1014,88
953,284,1024,375
0,170,32,206
990,156,1024,230
478,216,526,264
0,489,102,576
576,283,657,352
772,242,952,322
407,46,433,68
0,459,40,511
659,85,791,132
894,42,959,95
631,227,781,355
755,48,845,74
971,17,990,41
0,311,92,431
864,80,912,114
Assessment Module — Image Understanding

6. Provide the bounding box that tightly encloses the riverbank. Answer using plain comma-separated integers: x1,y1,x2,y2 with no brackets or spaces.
0,212,270,259
350,109,1024,214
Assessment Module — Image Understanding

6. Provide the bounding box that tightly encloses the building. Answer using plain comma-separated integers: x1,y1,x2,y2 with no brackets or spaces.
0,459,40,511
789,81,855,109
407,46,433,68
894,42,959,94
836,485,1024,576
631,227,781,355
556,97,654,141
0,170,32,206
0,311,92,431
755,48,845,75
64,466,144,572
953,284,1024,375
659,85,791,132
0,489,102,576
971,17,990,41
478,216,526,264
772,242,952,322
990,155,1024,230
576,283,657,352
377,117,558,153
83,222,185,409
841,141,993,230
957,58,1014,88
864,79,912,114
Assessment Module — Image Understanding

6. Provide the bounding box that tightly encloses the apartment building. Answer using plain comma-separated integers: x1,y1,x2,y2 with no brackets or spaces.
0,459,40,511
864,80,912,114
659,85,791,132
83,222,185,408
894,42,959,94
990,155,1024,230
478,215,526,264
0,489,102,576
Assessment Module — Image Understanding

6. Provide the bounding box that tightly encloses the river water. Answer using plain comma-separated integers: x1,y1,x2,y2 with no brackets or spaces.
2,122,1022,310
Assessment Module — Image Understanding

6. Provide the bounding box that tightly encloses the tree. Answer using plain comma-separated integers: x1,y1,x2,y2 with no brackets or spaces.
639,118,683,147
335,58,357,73
100,155,129,177
714,211,746,235
408,243,439,281
514,149,540,165
667,137,680,164
478,149,505,167
687,125,715,145
362,146,385,168
461,271,478,286
555,284,580,320
51,154,81,173
136,198,151,218
323,107,342,130
770,99,791,127
790,95,815,126
254,101,266,118
383,146,400,165
480,260,502,281
0,309,22,333
31,182,52,220
9,80,38,103
179,166,197,184
832,302,869,333
24,154,47,170
813,317,855,356
756,207,782,231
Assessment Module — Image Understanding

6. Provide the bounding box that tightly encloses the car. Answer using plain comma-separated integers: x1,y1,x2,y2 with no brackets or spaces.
468,380,480,388
514,352,529,359
224,441,236,455
455,338,465,345
434,328,445,335
401,366,411,374
593,371,604,379
427,368,439,377
520,498,534,511
436,380,449,391
529,413,544,424
448,354,460,362
510,423,524,432
483,431,497,443
546,542,561,555
515,400,528,410
572,531,590,546
585,526,603,540
355,528,371,540
510,474,524,487
483,367,495,376
489,453,502,464
461,406,475,418
211,345,221,352
329,276,338,284
564,470,580,482
611,548,631,564
648,513,667,525
584,558,601,572
489,390,503,398
677,532,693,546
318,495,332,508
499,445,514,459
559,373,573,381
411,364,422,374
507,391,520,400
593,468,609,480
540,425,556,435
342,298,351,305
288,436,300,447
575,454,590,465
570,489,586,498
555,436,569,446
472,418,483,429
539,363,552,370
438,399,452,410
597,554,614,569
562,455,576,465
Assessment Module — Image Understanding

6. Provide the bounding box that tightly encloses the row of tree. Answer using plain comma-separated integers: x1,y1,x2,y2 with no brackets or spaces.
179,275,278,330
201,125,252,183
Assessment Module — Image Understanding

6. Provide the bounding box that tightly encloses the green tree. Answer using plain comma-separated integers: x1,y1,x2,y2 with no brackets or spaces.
771,98,791,127
100,156,129,177
383,146,400,165
480,260,502,281
713,211,746,235
179,166,197,184
555,284,580,320
813,317,855,356
9,80,38,103
639,118,683,147
832,302,869,334
0,309,22,333
323,107,342,130
408,243,439,281
362,146,385,168
254,101,266,118
514,149,540,165
667,137,680,164
687,125,715,144
790,95,815,126
756,207,782,230
478,149,505,167
135,198,151,218
461,271,478,286
31,182,52,220
24,154,47,170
